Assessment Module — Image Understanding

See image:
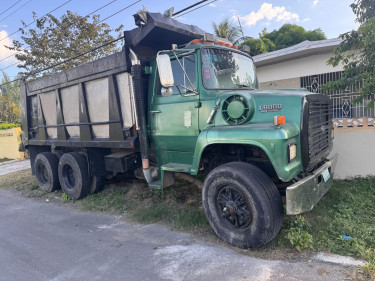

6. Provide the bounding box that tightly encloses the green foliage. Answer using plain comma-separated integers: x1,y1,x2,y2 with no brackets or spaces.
263,24,326,50
234,23,326,56
305,177,375,258
0,71,21,124
61,193,69,203
212,18,241,43
6,11,123,78
239,37,275,56
325,0,375,105
284,216,314,251
0,122,19,130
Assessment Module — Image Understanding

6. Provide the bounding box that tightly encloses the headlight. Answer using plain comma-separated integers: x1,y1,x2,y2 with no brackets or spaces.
288,143,297,163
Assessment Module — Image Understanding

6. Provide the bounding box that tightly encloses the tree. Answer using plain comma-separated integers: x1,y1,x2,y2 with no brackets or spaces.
264,24,326,50
0,71,20,123
6,11,123,78
325,0,375,105
239,37,275,56
212,18,241,44
239,28,275,56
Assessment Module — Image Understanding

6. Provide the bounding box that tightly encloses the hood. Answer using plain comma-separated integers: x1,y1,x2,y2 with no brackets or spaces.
214,88,310,127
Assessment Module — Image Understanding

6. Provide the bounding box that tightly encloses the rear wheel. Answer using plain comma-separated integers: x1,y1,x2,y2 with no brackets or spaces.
58,152,90,200
202,162,283,249
34,152,60,192
90,176,105,194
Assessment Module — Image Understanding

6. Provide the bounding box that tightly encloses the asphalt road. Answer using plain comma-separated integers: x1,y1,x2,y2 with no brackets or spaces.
0,188,362,281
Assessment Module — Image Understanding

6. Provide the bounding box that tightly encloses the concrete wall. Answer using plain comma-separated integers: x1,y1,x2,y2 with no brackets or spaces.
0,127,25,160
330,127,375,179
256,53,343,83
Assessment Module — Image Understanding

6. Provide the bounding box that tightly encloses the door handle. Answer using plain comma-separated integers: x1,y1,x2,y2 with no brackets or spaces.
150,110,161,114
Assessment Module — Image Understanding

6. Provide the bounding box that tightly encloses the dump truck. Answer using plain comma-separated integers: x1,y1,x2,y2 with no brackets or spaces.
20,10,337,248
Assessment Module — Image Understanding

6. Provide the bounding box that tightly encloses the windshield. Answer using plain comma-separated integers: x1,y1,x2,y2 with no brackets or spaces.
202,48,258,90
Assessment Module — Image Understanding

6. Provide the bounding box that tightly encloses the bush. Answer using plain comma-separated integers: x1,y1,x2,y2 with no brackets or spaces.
0,122,19,130
285,216,314,251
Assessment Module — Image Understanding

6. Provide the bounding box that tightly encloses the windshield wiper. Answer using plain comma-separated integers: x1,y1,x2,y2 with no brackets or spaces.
234,83,255,90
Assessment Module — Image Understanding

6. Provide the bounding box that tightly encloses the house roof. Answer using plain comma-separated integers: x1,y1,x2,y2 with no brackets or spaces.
253,38,342,67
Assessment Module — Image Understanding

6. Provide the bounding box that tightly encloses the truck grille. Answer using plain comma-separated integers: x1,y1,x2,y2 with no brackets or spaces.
301,94,333,171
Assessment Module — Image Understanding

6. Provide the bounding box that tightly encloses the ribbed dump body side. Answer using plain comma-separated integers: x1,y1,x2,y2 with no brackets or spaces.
20,49,138,149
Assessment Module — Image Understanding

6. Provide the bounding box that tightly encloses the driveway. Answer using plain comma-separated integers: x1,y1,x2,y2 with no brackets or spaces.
0,188,362,281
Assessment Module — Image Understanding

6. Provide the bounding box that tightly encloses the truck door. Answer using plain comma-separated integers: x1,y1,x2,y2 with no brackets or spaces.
150,54,199,156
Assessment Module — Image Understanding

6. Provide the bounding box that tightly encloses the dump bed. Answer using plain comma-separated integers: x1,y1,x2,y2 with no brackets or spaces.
20,48,138,149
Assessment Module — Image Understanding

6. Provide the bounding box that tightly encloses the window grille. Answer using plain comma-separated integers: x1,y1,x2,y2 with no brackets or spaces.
300,71,374,118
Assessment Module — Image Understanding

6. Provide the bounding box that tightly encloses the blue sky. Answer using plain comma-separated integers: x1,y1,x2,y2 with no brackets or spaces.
0,0,359,78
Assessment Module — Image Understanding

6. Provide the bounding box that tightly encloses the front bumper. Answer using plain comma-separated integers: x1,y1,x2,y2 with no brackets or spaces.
286,154,338,215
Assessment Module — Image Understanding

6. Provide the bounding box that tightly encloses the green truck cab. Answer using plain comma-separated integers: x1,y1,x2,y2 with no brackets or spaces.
20,10,337,248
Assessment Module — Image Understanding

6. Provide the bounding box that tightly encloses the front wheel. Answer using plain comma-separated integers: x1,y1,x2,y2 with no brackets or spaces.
202,162,283,249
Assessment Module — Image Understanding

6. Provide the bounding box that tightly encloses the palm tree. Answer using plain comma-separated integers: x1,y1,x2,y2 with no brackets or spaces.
212,18,241,44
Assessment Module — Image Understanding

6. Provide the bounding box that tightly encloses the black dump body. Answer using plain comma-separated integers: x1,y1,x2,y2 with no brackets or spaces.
125,11,207,54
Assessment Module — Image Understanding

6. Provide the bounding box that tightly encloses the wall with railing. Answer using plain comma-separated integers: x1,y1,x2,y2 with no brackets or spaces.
300,71,375,178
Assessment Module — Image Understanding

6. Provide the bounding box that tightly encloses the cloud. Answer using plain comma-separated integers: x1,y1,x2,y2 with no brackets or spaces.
302,17,311,22
229,9,238,15
238,3,300,27
313,0,319,6
0,30,19,66
209,3,216,7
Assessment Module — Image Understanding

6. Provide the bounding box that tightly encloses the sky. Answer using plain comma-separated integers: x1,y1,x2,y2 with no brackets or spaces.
0,0,359,79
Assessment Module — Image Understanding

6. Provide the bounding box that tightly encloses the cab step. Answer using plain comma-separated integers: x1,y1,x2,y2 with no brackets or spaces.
161,163,191,173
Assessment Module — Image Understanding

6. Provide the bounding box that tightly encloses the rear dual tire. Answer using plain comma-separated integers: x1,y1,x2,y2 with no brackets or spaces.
35,151,105,200
58,152,90,200
34,152,60,192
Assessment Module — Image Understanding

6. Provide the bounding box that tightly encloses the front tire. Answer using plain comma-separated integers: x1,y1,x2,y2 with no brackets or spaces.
202,162,283,249
58,152,90,200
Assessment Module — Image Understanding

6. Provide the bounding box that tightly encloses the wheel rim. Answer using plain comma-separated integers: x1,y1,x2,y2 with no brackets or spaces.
62,165,75,189
37,162,48,184
215,185,252,229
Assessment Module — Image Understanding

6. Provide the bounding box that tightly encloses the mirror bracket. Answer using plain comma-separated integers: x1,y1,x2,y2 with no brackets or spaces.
161,87,173,97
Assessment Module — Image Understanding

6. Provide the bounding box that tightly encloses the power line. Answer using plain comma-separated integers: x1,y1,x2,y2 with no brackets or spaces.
0,0,137,67
0,0,22,17
0,53,18,63
32,36,124,75
0,0,33,23
1,61,18,71
99,0,141,23
173,0,218,18
86,0,118,18
172,0,208,16
0,0,142,82
0,36,124,87
0,0,72,42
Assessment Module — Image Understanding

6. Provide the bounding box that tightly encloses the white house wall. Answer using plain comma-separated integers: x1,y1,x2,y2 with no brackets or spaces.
256,53,344,83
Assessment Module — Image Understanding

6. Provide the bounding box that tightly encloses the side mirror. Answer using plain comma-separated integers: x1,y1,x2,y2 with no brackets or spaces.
156,54,174,88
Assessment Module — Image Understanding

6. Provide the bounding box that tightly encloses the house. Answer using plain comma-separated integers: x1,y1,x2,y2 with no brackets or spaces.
253,39,375,179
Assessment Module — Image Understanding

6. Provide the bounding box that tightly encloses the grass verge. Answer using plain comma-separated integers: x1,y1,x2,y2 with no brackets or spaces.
0,158,11,163
1,169,374,272
80,176,210,233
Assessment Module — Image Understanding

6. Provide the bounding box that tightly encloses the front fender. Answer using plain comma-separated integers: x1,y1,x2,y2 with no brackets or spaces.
191,123,303,182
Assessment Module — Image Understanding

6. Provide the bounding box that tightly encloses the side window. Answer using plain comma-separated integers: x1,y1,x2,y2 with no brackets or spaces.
171,55,196,95
156,55,196,96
